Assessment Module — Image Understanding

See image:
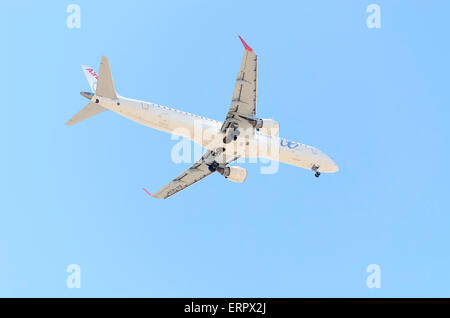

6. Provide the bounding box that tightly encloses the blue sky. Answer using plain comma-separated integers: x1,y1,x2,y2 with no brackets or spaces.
1,0,449,297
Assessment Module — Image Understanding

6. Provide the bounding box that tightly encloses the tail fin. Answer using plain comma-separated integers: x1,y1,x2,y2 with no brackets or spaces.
96,56,117,99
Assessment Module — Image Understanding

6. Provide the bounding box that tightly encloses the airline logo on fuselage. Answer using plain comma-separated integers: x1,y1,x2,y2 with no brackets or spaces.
280,138,299,149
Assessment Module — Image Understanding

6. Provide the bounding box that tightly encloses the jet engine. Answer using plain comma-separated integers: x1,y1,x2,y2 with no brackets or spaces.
217,166,248,183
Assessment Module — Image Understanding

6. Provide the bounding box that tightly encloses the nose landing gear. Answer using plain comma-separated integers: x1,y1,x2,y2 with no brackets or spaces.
312,164,321,178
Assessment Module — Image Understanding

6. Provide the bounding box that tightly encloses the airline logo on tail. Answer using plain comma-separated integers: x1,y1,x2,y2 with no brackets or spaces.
86,67,98,79
81,65,98,92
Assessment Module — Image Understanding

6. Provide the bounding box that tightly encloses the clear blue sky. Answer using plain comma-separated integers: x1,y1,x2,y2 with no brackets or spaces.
1,0,449,297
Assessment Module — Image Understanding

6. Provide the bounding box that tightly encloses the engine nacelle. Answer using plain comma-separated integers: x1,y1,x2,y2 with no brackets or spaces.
254,118,280,136
217,166,248,183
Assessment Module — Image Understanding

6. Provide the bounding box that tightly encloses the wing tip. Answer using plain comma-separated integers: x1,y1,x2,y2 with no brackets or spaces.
238,35,253,52
142,188,161,199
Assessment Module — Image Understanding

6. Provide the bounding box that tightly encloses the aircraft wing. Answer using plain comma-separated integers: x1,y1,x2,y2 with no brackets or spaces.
150,37,256,199
151,150,238,199
221,36,258,133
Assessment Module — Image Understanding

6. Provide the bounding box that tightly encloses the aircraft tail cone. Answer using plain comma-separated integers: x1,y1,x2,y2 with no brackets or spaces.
80,91,94,100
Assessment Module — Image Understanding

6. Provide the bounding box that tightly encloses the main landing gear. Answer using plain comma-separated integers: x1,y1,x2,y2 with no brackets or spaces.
223,136,237,144
223,126,240,144
208,161,219,172
312,164,321,178
207,148,226,172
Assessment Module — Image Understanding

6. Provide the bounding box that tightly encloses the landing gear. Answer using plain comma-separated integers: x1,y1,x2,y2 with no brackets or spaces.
223,132,239,144
312,164,320,178
223,126,240,144
208,161,219,172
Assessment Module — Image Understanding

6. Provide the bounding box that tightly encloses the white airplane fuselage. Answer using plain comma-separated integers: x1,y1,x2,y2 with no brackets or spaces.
93,95,339,173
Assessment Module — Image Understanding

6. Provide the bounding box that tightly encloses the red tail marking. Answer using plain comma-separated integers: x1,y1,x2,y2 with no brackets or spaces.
86,68,99,79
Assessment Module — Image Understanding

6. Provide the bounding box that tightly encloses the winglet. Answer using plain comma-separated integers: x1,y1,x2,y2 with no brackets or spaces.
143,188,160,199
238,35,253,52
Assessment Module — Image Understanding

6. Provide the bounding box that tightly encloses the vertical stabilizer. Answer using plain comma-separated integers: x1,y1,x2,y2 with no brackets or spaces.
96,56,117,99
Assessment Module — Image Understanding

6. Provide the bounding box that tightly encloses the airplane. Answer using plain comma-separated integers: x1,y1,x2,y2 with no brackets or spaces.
66,36,338,199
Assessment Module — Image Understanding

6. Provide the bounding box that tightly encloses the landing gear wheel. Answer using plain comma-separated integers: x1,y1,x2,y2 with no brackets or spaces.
223,134,238,144
312,164,320,178
223,127,240,144
208,162,219,172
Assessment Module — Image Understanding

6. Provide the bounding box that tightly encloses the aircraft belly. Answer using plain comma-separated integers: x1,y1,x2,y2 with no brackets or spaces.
280,148,314,169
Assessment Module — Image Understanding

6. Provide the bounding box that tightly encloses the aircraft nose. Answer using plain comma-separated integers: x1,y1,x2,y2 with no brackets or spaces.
329,160,339,173
321,153,339,173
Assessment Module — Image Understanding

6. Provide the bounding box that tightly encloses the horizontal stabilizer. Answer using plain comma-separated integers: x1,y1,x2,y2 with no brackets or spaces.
65,102,106,125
